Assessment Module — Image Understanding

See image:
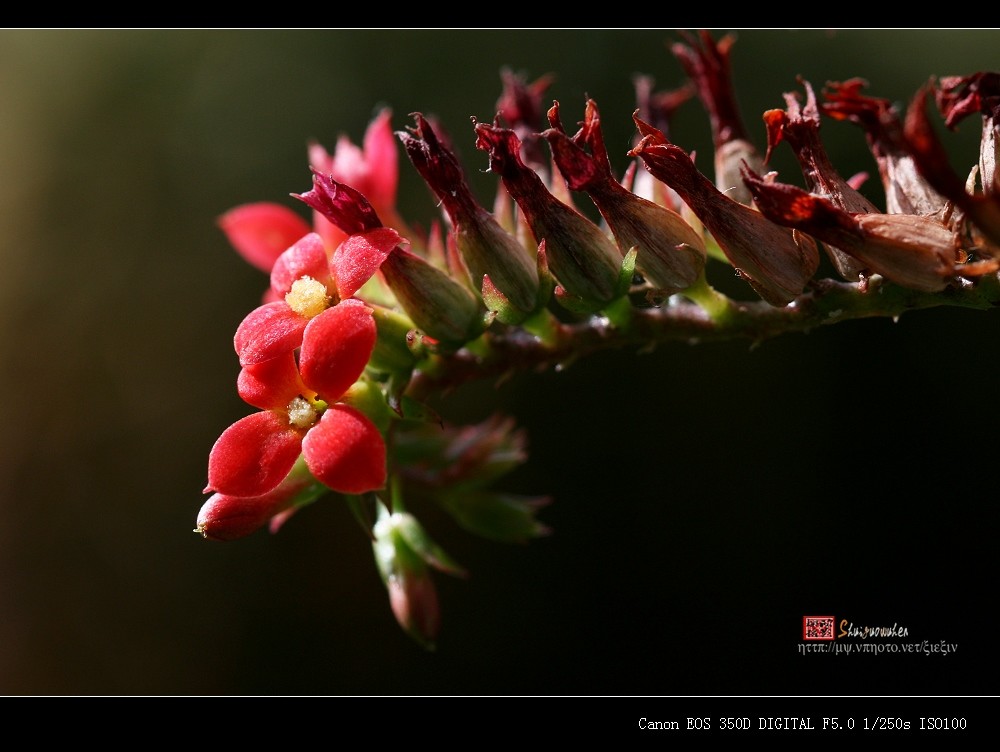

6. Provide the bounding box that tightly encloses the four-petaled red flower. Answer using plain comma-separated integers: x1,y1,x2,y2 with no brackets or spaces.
234,228,400,367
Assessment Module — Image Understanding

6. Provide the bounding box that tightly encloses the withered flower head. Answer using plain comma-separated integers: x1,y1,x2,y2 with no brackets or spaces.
741,165,970,293
630,115,818,306
542,99,706,296
399,113,539,319
475,118,623,310
822,78,950,218
904,82,1000,248
632,74,695,144
294,170,383,235
496,68,555,172
672,29,764,206
762,79,874,280
935,72,1000,198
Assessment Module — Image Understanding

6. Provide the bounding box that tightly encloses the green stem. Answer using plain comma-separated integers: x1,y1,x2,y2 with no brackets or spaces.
405,274,1000,401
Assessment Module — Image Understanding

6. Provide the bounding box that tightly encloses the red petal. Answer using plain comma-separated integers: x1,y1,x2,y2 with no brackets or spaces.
332,227,401,299
206,412,303,497
237,351,306,410
302,405,386,494
234,301,307,366
299,299,376,400
218,203,312,273
269,233,332,298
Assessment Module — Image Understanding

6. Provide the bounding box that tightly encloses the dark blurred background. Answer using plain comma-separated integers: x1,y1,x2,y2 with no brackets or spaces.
1,29,997,696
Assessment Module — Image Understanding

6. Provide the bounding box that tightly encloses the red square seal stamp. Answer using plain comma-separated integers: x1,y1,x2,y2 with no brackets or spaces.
802,615,835,641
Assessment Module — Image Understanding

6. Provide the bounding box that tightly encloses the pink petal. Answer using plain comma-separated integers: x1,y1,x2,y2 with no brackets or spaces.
299,299,377,400
308,140,334,175
332,227,401,299
218,203,312,273
237,351,307,410
302,405,386,494
206,411,303,498
269,232,332,297
359,108,399,213
234,301,307,366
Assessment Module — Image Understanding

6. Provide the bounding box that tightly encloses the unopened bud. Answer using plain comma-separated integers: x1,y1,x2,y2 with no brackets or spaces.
380,247,486,346
373,504,466,648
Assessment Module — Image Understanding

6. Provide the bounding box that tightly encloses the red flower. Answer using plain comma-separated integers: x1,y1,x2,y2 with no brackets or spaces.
234,229,400,367
206,299,386,498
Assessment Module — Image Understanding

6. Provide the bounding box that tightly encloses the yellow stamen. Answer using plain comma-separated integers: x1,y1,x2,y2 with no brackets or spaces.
286,396,319,429
285,276,329,319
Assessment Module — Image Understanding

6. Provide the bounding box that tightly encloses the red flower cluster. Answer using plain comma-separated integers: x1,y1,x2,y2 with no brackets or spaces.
200,114,403,539
198,31,1000,646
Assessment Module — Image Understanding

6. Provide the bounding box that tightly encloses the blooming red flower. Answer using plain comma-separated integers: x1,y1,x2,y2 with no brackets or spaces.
234,229,400,367
206,300,386,498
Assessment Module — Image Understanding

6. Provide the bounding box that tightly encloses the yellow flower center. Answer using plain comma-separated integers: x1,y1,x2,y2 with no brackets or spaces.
285,276,330,319
286,396,319,429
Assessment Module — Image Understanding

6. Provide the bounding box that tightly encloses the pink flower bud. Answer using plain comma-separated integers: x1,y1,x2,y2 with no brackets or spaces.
196,474,312,542
373,506,466,648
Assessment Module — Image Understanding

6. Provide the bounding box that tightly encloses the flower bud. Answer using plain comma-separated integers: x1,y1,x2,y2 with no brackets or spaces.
372,504,466,648
380,246,486,346
196,464,317,542
543,99,706,296
630,117,818,306
475,120,624,310
400,114,539,318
